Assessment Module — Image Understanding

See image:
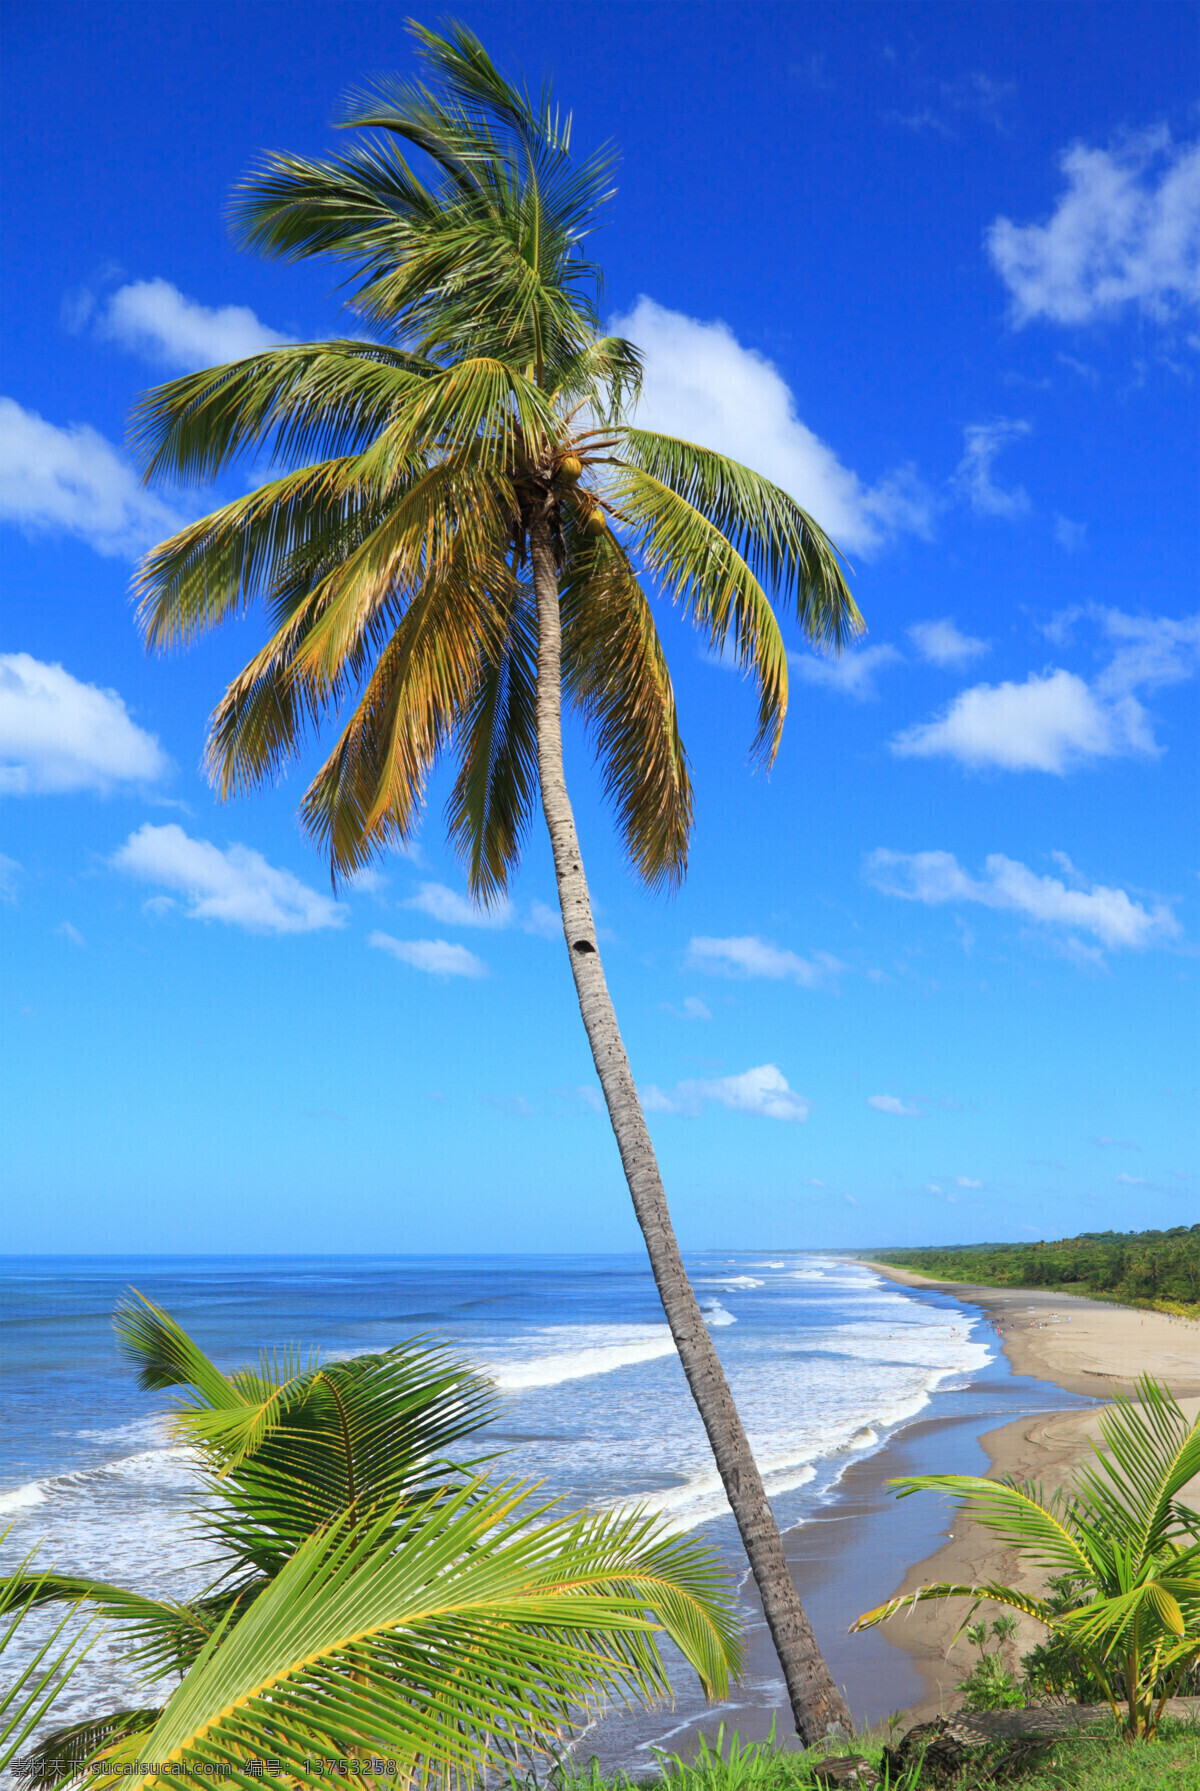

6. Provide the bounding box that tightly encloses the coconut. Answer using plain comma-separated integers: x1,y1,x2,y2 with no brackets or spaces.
584,508,607,537
558,453,583,484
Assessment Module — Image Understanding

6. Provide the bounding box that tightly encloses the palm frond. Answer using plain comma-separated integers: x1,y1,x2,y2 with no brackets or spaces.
887,1473,1095,1583
99,1486,738,1790
446,578,540,902
561,531,693,888
619,430,862,650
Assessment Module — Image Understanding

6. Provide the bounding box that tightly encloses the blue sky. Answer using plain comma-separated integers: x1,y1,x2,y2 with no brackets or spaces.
2,1,1197,1255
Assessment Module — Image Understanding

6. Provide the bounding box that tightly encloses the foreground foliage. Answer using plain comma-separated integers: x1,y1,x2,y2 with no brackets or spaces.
852,1378,1200,1740
873,1228,1200,1318
11,1297,739,1787
550,1715,1200,1790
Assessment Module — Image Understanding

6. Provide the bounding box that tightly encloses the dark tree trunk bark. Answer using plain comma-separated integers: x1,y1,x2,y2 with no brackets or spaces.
528,511,852,1746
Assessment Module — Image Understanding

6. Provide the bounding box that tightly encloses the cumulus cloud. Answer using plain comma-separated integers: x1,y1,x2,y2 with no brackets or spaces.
987,129,1200,326
790,643,904,700
113,823,346,934
369,931,487,977
524,900,561,938
81,278,293,371
953,419,1030,518
614,297,933,553
893,609,1198,773
642,1062,809,1122
891,668,1152,772
0,654,168,794
868,1094,920,1117
405,881,514,928
908,618,991,669
866,847,1179,952
687,935,844,987
0,398,186,558
1054,516,1087,553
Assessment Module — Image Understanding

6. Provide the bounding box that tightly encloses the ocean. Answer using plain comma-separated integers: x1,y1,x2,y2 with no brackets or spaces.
0,1252,1091,1764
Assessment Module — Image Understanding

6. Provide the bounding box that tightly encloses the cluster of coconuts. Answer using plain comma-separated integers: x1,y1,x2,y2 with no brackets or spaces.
557,451,606,536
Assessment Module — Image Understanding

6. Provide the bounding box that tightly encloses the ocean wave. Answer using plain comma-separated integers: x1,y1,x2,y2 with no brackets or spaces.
486,1325,678,1391
0,1444,197,1522
696,1276,764,1289
702,1300,737,1326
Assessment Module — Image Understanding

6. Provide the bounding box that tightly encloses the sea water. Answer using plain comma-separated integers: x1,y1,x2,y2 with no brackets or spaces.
0,1252,1061,1761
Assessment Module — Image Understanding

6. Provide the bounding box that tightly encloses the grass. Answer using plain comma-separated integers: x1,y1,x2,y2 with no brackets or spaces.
549,1713,1200,1789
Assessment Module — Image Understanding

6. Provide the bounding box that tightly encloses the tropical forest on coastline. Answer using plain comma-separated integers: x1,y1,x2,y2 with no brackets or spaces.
872,1226,1200,1320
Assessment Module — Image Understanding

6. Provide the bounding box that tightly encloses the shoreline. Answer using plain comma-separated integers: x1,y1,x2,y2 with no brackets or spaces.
860,1263,1200,1719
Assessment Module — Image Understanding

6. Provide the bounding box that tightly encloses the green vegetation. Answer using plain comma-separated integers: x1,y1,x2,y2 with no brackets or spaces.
873,1226,1200,1318
551,1718,1200,1789
853,1378,1200,1740
8,1296,738,1787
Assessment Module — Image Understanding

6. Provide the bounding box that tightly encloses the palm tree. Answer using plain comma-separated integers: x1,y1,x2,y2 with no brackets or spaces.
18,1296,739,1784
852,1378,1200,1740
132,22,862,1742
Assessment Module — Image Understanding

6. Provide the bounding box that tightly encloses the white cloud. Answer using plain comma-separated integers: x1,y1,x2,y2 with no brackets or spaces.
908,618,991,669
891,668,1154,773
687,935,844,988
0,854,20,900
987,129,1200,326
1053,516,1086,552
1115,1172,1147,1186
956,1176,983,1189
0,397,186,558
680,996,711,1021
87,278,293,371
868,1095,920,1117
866,848,1179,951
790,643,904,700
953,419,1030,517
893,610,1199,774
0,654,168,795
524,900,561,938
55,921,86,946
113,823,346,934
405,881,513,928
642,1062,809,1122
1093,608,1200,697
369,931,487,978
614,297,933,553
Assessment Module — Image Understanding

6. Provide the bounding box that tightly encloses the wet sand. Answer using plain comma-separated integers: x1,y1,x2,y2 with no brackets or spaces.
862,1264,1200,1719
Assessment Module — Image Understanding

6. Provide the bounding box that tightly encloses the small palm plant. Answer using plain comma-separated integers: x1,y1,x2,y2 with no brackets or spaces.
852,1377,1200,1740
130,19,861,1742
15,1296,740,1786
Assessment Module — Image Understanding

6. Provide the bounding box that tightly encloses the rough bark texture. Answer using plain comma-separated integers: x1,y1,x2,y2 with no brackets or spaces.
528,511,853,1746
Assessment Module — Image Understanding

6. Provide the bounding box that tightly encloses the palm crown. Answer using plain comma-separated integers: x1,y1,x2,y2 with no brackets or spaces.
133,20,861,899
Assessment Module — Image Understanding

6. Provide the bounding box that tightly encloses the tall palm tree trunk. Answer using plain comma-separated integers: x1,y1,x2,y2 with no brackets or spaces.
528,513,852,1747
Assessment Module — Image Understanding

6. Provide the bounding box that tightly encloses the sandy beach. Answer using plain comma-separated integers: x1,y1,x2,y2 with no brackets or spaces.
864,1264,1200,1718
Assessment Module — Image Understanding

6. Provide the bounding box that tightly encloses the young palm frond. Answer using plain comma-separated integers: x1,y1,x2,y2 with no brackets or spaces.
851,1377,1200,1738
0,1545,99,1774
83,1488,738,1791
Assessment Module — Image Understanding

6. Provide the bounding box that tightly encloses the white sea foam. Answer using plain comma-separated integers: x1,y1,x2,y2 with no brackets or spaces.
486,1324,677,1391
696,1276,764,1289
702,1300,737,1326
0,1480,48,1514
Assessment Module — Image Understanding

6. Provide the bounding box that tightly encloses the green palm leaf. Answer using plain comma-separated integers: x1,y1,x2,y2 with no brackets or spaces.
94,1487,738,1790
